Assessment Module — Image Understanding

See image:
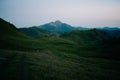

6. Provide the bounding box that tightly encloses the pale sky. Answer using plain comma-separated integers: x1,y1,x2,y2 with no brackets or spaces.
0,0,120,28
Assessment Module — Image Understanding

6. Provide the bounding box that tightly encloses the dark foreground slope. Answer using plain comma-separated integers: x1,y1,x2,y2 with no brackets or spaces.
0,18,45,51
0,18,120,80
61,29,107,46
62,29,120,59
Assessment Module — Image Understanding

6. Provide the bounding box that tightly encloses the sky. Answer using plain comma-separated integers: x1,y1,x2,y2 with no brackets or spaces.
0,0,120,28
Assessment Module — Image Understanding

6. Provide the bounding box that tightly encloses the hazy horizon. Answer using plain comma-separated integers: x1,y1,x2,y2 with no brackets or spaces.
0,0,120,28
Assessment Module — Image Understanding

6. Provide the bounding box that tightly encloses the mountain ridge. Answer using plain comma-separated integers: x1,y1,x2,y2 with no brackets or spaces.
19,20,120,38
38,20,74,33
19,20,90,37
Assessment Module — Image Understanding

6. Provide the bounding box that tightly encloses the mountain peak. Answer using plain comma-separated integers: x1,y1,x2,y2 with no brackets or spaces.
49,20,63,27
54,20,62,24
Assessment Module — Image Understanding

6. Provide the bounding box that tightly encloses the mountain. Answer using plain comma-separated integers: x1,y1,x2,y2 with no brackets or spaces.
19,20,75,37
19,20,90,37
98,27,120,38
99,27,120,31
39,20,74,34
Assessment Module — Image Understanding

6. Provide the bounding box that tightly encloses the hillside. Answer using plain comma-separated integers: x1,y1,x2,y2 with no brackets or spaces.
62,29,107,46
0,18,43,50
0,18,120,80
0,18,28,38
62,29,120,59
19,27,59,38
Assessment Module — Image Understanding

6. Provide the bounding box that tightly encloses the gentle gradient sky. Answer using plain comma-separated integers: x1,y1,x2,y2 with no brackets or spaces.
0,0,120,28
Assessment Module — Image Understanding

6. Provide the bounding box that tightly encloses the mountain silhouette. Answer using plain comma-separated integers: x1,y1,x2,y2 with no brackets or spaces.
39,20,74,33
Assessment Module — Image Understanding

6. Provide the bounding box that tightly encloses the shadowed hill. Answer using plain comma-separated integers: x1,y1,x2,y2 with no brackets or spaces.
19,27,59,38
61,29,107,46
61,29,120,59
0,18,28,38
0,18,42,50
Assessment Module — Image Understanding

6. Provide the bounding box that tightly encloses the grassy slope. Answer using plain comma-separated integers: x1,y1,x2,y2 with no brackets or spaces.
61,29,107,46
61,29,120,59
0,18,120,80
0,18,46,51
19,27,59,38
0,49,120,80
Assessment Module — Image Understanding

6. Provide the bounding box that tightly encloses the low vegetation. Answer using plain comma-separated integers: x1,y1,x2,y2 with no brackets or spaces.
0,18,120,80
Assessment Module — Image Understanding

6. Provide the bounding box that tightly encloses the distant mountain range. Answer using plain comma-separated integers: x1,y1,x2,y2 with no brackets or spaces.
19,20,91,37
97,27,120,31
19,20,120,38
97,27,120,38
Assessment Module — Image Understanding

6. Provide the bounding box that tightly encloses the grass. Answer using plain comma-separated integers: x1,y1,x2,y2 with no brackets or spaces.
0,49,120,80
0,32,120,80
0,18,120,80
1,35,120,80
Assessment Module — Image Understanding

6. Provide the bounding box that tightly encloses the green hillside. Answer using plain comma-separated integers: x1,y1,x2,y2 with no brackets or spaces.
19,27,59,38
0,18,28,38
0,18,43,51
62,29,107,46
62,29,120,59
0,18,120,80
